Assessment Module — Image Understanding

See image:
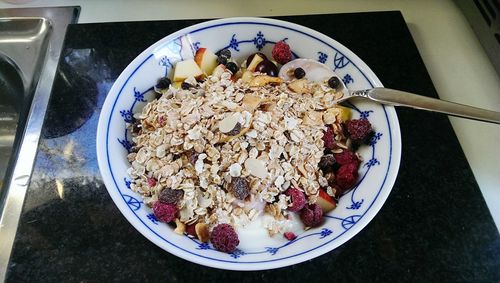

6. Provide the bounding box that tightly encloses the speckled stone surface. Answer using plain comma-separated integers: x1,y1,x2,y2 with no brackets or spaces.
6,12,500,282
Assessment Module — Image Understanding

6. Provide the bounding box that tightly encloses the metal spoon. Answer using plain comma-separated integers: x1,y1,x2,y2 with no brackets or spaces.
336,87,500,124
279,59,500,124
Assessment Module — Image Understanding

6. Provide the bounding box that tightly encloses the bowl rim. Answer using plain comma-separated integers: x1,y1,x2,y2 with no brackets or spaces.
96,16,402,270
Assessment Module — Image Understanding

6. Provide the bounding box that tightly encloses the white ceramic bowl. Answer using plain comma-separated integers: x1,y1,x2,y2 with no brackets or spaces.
96,17,402,270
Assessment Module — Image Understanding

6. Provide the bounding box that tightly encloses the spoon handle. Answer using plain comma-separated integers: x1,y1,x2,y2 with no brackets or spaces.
355,88,500,124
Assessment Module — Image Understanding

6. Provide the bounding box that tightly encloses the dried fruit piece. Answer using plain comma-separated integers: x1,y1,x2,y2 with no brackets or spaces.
336,162,359,191
346,118,372,142
284,187,306,212
228,177,250,200
272,40,293,64
300,203,323,227
210,224,240,253
284,232,297,241
318,154,336,172
158,188,184,205
293,67,305,79
328,76,342,90
322,126,336,150
152,201,177,223
333,150,359,166
255,60,279,77
147,177,157,187
324,171,336,186
317,188,337,213
225,61,239,74
186,223,197,237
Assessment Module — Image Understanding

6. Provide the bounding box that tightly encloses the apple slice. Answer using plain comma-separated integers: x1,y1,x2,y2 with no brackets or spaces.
317,188,337,213
211,64,227,78
247,53,265,72
172,59,204,82
194,48,218,76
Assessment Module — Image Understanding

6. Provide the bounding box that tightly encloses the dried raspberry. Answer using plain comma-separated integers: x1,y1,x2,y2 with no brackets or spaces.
284,232,296,241
158,188,184,205
228,177,250,200
322,126,336,150
210,224,239,253
186,223,197,238
336,163,359,191
333,150,359,166
147,177,157,187
152,201,177,223
300,203,323,227
272,40,292,65
346,118,372,142
285,187,306,212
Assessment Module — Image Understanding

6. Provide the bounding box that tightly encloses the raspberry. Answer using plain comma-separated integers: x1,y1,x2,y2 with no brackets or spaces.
186,223,197,238
285,187,306,212
284,232,297,241
152,201,177,223
272,40,292,65
322,126,336,150
210,224,239,253
300,203,323,227
333,150,359,166
336,163,359,191
346,118,372,142
147,177,157,187
158,188,184,205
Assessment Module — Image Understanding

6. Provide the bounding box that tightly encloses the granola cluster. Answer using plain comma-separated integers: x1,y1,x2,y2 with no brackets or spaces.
127,70,346,235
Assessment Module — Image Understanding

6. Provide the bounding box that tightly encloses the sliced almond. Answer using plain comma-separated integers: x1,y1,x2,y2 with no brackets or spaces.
174,218,186,235
195,222,210,243
219,112,241,133
218,124,252,143
242,94,262,112
287,79,309,94
244,158,268,179
249,75,283,87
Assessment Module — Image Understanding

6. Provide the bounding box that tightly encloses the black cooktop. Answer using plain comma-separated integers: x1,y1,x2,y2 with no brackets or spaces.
6,11,500,282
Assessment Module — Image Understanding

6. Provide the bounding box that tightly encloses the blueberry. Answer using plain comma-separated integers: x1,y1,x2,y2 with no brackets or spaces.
216,56,228,65
225,61,239,74
328,76,342,90
293,67,306,79
155,77,171,90
218,49,231,59
181,82,191,90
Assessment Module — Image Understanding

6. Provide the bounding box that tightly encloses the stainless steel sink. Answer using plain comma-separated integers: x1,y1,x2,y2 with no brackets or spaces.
0,17,51,189
0,7,79,281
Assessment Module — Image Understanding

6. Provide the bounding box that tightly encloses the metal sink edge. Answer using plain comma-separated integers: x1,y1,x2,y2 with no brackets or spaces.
0,6,80,282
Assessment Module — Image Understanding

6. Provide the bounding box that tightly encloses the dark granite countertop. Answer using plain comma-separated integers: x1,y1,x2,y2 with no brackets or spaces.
6,12,500,282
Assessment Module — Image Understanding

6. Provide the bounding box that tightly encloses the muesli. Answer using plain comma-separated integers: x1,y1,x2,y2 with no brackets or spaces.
126,41,373,253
